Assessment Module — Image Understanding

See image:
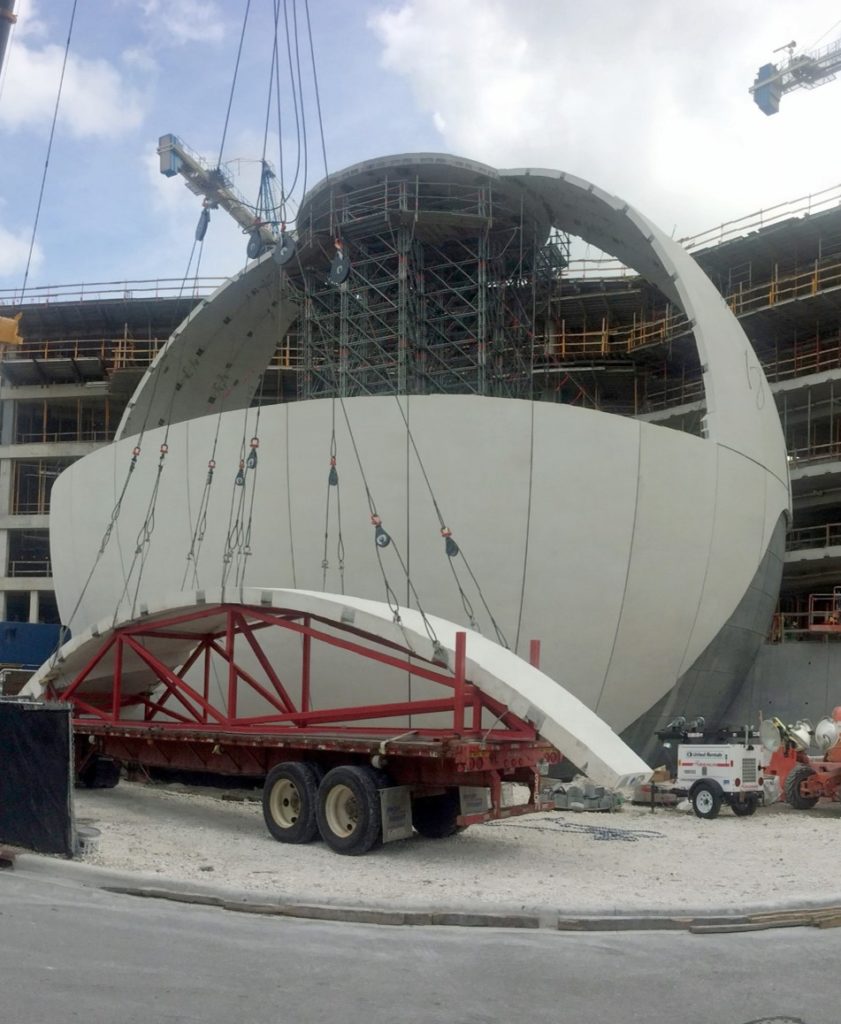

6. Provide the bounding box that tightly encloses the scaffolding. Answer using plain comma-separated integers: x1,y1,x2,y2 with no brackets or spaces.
290,161,569,400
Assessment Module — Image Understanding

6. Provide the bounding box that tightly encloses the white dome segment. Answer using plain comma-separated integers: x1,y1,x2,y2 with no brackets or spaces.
47,162,790,742
22,586,652,791
500,168,788,488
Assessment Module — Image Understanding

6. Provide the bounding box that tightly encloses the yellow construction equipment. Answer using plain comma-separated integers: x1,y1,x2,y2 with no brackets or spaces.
0,312,23,346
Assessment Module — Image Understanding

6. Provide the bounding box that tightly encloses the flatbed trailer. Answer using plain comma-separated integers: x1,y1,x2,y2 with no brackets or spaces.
33,594,565,854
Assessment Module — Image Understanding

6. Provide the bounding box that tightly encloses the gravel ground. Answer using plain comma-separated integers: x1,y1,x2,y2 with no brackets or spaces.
70,781,841,914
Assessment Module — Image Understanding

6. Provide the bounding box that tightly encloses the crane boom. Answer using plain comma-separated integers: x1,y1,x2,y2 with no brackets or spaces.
0,0,17,79
157,134,275,245
751,38,841,115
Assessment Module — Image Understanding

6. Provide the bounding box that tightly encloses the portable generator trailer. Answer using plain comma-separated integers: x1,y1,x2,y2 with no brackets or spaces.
673,740,764,818
641,719,767,818
22,588,651,855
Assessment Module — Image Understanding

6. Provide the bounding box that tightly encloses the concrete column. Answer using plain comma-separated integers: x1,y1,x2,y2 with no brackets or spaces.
0,458,12,514
0,396,14,446
28,589,39,623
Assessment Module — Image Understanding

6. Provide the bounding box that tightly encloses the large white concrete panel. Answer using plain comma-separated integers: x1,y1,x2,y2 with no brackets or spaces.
498,168,790,493
50,395,778,734
116,253,297,439
678,447,772,678
23,586,651,791
49,159,793,743
597,425,718,728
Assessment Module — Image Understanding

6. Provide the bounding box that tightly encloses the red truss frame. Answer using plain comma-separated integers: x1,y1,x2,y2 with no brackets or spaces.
50,602,541,743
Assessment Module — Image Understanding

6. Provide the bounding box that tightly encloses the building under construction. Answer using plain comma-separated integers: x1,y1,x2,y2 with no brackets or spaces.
1,155,840,723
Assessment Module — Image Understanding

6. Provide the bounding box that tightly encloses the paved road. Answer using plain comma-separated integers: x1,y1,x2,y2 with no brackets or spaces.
0,868,835,1024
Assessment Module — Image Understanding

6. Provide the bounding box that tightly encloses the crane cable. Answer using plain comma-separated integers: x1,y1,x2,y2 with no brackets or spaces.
181,410,223,590
303,0,329,181
390,393,508,648
235,375,267,586
18,0,77,304
216,0,252,170
321,398,345,593
114,236,210,621
335,394,442,654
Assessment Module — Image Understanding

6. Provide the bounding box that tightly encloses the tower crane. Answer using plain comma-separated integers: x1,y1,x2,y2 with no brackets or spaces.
751,37,841,115
157,134,278,257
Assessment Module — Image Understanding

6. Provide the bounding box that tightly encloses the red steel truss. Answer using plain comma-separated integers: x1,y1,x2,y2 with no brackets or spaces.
50,602,540,743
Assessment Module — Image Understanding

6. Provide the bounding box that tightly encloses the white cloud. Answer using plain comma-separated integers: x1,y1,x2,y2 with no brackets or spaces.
0,43,146,138
0,222,40,278
369,0,841,237
122,47,159,74
138,0,226,45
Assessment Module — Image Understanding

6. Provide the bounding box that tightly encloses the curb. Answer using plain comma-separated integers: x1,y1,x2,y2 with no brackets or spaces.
101,885,841,933
10,848,841,933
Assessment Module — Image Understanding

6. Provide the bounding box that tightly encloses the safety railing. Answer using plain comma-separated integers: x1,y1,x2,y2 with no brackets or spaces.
679,182,841,253
726,257,841,316
565,182,841,275
787,521,841,552
7,560,52,577
555,254,841,361
787,442,841,467
0,278,225,308
12,430,110,445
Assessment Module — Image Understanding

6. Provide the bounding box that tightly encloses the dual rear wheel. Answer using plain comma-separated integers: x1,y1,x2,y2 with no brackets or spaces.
262,762,386,856
262,763,466,854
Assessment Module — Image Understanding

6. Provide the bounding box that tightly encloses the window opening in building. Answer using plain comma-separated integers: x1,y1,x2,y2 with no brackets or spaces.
8,530,51,577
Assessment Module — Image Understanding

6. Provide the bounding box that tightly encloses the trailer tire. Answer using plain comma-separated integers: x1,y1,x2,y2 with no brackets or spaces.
784,764,820,810
263,762,321,843
730,794,759,817
412,790,465,839
691,780,722,819
316,765,383,855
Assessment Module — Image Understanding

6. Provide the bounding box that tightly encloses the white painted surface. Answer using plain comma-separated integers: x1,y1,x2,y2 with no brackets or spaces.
49,396,778,733
115,254,297,439
47,162,792,737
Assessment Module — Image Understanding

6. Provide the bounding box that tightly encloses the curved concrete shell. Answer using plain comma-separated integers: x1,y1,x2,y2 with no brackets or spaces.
23,587,651,791
47,156,791,752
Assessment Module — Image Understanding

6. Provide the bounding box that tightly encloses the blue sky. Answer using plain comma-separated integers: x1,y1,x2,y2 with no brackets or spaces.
2,0,841,293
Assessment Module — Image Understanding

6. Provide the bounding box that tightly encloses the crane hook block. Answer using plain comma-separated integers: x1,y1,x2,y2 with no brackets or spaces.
328,465,338,486
273,231,297,266
374,524,391,549
247,229,267,260
445,536,459,558
329,248,351,285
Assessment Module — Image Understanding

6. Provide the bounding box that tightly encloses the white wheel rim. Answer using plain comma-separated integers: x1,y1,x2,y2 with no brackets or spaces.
324,783,359,836
696,790,714,814
269,778,301,829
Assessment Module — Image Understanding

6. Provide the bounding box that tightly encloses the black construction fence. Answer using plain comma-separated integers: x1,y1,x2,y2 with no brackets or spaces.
0,698,74,856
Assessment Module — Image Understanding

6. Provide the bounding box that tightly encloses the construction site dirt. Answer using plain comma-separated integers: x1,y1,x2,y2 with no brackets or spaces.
63,780,841,917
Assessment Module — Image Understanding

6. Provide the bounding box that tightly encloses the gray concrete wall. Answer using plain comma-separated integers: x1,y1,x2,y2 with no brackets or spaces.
725,639,841,726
